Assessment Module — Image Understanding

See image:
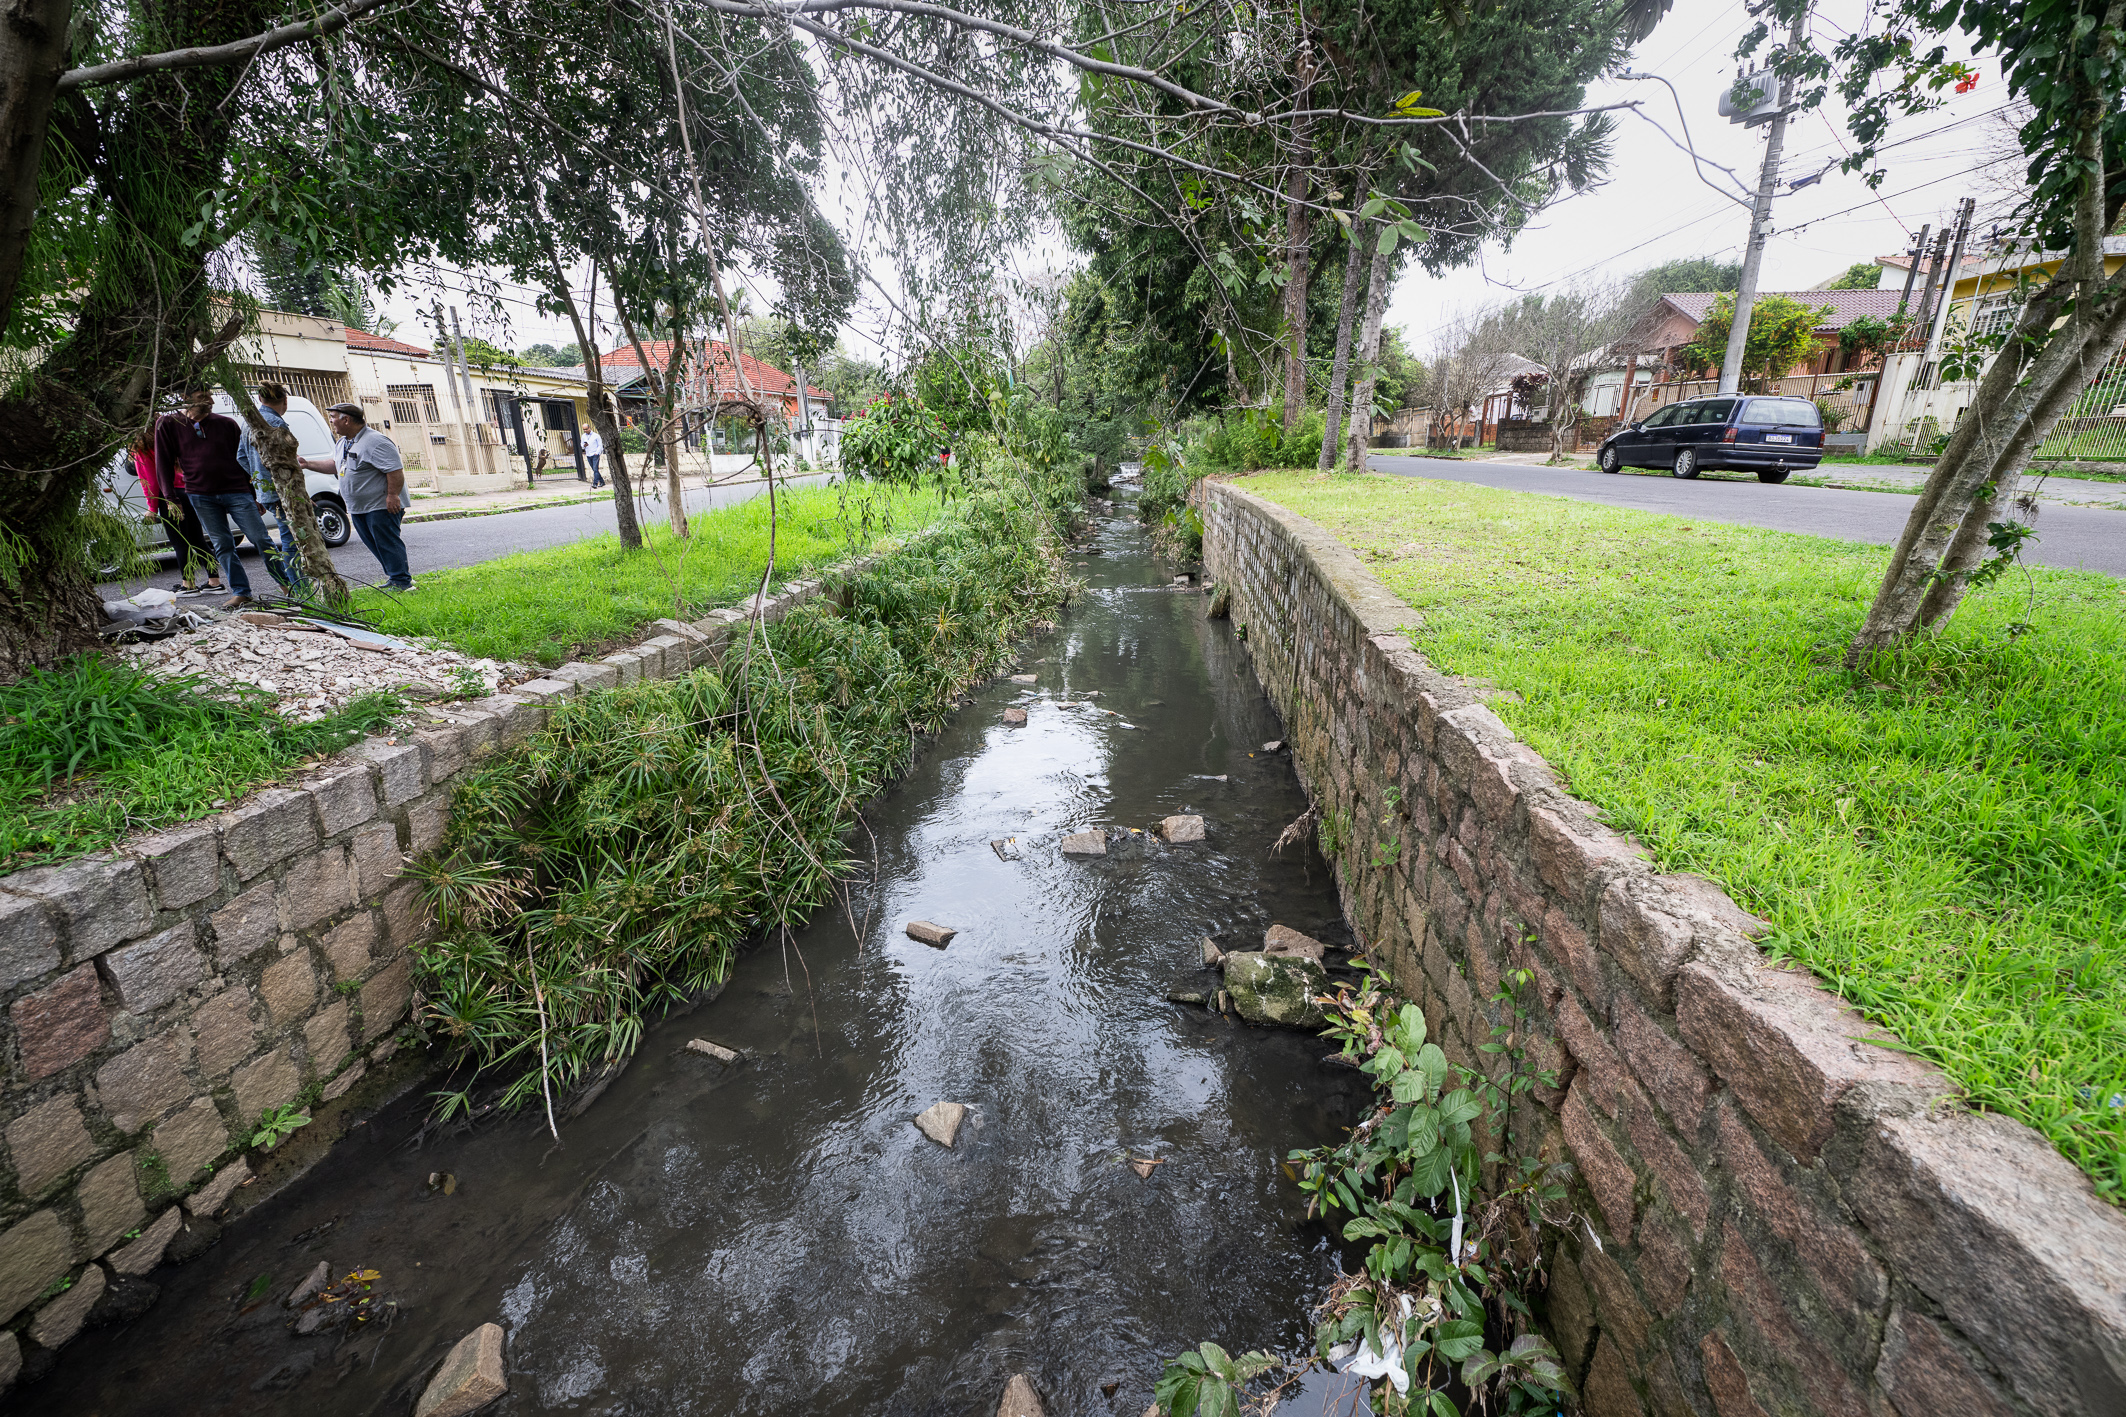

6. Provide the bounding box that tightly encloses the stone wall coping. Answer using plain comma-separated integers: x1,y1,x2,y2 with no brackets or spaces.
1199,478,2126,1417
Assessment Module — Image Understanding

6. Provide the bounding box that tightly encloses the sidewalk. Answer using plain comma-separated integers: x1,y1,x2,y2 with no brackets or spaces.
401,462,793,523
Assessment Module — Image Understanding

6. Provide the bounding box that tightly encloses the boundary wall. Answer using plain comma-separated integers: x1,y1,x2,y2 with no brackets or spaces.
0,576,840,1391
1196,478,2126,1417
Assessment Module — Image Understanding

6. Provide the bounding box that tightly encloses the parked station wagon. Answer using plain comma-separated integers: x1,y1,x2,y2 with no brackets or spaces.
1596,395,1824,483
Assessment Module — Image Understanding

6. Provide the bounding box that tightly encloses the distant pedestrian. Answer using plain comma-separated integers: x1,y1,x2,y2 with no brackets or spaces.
304,402,413,591
235,383,300,563
158,388,294,608
134,423,222,596
582,425,605,488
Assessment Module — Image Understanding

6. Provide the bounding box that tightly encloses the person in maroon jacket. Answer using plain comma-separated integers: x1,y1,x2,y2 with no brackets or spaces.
131,423,221,595
154,388,299,607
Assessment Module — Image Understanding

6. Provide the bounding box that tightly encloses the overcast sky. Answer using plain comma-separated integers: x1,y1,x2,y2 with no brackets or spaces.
380,0,2004,367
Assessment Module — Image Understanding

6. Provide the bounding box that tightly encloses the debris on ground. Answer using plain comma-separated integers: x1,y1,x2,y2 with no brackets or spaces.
415,1322,508,1417
289,1267,389,1336
914,1101,968,1148
1059,829,1107,856
686,1039,743,1064
1128,1157,1164,1180
905,920,958,947
1160,814,1206,843
1002,707,1029,726
1009,673,1038,684
1262,924,1329,963
117,614,531,721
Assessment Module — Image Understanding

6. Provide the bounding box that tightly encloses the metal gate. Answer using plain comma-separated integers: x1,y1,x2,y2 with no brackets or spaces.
2033,357,2126,464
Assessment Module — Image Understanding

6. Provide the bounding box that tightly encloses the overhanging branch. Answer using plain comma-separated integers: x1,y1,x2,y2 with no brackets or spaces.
56,0,400,93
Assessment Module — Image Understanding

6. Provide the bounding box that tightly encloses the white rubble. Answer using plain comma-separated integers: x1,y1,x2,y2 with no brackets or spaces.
118,616,531,721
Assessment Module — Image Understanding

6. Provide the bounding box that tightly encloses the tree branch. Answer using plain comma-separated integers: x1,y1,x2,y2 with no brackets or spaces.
55,0,400,93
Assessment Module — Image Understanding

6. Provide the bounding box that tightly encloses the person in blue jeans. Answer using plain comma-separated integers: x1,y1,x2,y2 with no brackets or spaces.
158,387,296,607
304,402,414,590
235,382,300,563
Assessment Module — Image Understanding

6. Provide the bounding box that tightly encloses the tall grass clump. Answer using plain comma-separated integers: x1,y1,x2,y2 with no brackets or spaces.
406,482,1074,1119
0,656,402,868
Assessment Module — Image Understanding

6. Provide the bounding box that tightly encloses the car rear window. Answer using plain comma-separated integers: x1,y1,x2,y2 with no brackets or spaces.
1741,398,1821,426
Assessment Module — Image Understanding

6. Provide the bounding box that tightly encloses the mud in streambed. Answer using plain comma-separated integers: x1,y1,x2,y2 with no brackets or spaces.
25,501,1369,1416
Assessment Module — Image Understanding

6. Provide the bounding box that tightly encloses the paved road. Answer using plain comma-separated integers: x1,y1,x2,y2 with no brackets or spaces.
102,473,835,599
1366,455,2126,578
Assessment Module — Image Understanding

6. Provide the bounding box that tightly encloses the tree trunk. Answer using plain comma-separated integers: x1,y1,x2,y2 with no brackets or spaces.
1319,225,1364,471
1846,32,2124,660
538,242,640,549
0,0,73,337
1280,47,1316,440
214,359,351,607
0,0,277,678
1342,223,1392,475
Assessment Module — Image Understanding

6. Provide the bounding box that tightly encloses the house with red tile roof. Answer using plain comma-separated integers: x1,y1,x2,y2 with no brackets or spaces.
592,338,829,425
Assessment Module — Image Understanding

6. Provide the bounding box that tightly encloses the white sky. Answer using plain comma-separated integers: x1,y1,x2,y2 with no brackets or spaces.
380,0,2003,369
1387,0,2003,347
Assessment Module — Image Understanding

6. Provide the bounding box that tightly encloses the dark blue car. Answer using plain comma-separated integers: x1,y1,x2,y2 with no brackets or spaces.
1596,395,1824,483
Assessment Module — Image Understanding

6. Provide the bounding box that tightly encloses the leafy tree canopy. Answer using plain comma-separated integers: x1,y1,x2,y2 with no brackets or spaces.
1681,293,1830,387
1825,261,1884,290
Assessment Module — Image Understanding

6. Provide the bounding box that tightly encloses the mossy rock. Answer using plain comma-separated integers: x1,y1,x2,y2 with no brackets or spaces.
1221,952,1328,1028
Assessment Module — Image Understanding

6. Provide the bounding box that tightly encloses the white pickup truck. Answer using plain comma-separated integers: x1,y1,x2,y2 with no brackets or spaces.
99,393,353,553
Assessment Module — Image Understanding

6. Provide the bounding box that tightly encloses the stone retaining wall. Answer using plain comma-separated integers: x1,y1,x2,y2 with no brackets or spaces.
0,577,838,1392
1196,479,2126,1417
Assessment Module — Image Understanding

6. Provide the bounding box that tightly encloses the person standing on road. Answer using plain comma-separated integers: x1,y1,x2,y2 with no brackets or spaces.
235,382,300,563
582,424,605,488
134,423,222,596
158,388,295,608
304,402,413,591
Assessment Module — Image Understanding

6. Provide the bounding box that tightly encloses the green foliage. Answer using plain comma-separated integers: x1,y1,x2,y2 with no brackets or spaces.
1681,294,1832,388
1825,262,1884,290
1152,1344,1280,1417
841,395,956,493
248,1103,312,1151
1838,311,1912,365
0,657,403,869
457,338,525,375
518,343,583,368
1280,964,1571,1415
1624,256,1741,313
1254,470,2126,1200
408,483,1074,1120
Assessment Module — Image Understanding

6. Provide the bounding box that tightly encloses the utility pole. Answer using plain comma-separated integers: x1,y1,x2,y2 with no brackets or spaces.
430,299,478,480
1719,6,1810,395
448,307,499,477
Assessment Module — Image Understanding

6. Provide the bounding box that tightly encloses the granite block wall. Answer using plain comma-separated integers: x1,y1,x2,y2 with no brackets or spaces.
0,578,833,1392
1197,479,2126,1417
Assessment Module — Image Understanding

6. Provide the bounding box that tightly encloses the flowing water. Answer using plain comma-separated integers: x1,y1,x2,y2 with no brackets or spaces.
27,499,1372,1416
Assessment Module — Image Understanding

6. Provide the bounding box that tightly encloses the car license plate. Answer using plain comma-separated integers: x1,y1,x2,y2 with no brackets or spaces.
1766,434,1793,443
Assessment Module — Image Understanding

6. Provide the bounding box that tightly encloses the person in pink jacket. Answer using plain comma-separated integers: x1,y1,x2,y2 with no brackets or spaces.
130,423,221,594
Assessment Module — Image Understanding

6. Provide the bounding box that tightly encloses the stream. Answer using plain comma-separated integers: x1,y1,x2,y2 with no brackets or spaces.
26,497,1372,1416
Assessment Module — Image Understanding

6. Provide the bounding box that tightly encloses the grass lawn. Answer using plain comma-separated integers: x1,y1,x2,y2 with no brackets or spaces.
1,658,399,870
356,482,949,665
1243,469,2126,1201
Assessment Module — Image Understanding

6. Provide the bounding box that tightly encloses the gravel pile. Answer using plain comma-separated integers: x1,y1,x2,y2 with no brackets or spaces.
120,614,532,721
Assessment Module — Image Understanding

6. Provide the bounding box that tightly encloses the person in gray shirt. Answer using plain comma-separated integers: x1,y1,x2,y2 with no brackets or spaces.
301,402,414,590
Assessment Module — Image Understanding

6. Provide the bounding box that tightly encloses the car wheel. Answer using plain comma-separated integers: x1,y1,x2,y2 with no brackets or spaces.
314,498,351,548
1673,447,1701,479
1598,445,1622,474
1757,468,1790,485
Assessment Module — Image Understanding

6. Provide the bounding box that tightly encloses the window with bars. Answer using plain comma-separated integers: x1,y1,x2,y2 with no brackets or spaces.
387,383,443,425
1969,299,2019,339
245,367,351,410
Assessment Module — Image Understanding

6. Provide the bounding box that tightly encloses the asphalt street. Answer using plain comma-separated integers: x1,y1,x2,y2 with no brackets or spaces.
1367,455,2126,578
102,472,834,599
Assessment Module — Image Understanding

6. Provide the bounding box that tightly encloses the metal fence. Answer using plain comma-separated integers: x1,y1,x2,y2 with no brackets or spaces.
2033,357,2126,463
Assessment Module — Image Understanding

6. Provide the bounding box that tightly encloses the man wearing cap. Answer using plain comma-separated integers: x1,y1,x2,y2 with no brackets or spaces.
302,402,414,591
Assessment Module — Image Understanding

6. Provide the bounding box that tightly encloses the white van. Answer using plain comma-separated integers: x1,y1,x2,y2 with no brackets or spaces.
101,393,353,553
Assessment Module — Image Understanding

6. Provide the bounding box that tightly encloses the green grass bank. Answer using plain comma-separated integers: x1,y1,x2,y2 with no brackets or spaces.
1242,470,2126,1201
358,482,949,666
